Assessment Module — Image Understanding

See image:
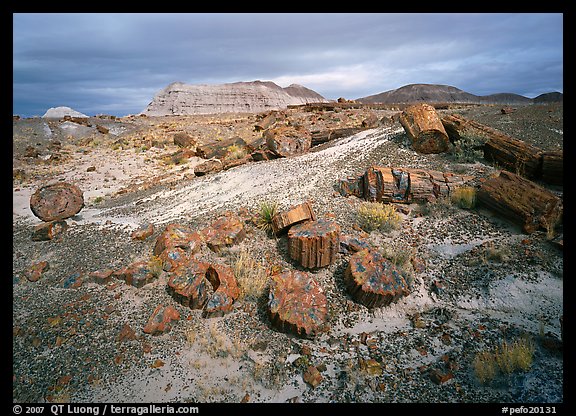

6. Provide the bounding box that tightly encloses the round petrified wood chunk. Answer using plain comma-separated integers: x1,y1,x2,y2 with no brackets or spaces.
202,212,246,253
29,182,84,221
288,218,340,268
268,270,328,338
344,248,410,308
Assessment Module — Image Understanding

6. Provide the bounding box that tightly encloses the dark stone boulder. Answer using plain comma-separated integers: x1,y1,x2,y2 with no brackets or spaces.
30,182,84,221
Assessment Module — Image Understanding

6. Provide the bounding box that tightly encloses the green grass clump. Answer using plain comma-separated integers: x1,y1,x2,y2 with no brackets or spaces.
357,202,401,232
255,201,278,233
451,186,477,209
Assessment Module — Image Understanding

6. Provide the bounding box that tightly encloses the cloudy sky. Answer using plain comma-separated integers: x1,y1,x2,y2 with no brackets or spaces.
13,13,563,117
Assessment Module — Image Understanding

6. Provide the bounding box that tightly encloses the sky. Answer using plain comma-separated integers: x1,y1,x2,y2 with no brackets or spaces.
13,13,563,117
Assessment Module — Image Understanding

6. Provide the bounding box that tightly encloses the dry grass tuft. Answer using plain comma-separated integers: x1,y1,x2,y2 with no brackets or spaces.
226,144,248,160
357,202,401,232
451,186,477,209
473,336,535,384
234,248,269,302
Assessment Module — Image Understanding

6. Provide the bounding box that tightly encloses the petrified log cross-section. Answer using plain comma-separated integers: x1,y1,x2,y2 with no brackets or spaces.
154,223,203,271
288,219,341,268
338,166,473,203
344,249,410,308
398,103,450,154
477,170,563,234
201,212,246,253
29,182,85,222
271,201,316,235
267,270,328,338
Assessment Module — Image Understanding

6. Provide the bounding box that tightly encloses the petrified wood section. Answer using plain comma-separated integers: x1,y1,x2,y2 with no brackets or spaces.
113,258,162,288
131,223,155,241
202,212,246,253
173,132,198,149
477,170,563,234
153,223,202,270
268,271,328,338
441,114,543,179
540,151,563,185
271,201,316,235
288,219,341,268
24,261,50,282
310,127,365,147
194,159,223,176
167,260,240,317
398,103,450,154
29,182,84,221
344,249,410,309
87,269,114,285
143,305,180,335
31,220,68,241
338,166,473,203
264,125,312,157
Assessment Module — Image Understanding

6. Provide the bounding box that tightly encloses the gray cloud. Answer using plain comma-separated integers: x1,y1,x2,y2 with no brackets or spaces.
13,13,563,117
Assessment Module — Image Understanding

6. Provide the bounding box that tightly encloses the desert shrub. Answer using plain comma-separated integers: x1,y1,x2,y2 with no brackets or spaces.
234,248,269,302
451,186,477,209
227,144,248,160
255,201,278,233
473,336,535,384
357,202,401,232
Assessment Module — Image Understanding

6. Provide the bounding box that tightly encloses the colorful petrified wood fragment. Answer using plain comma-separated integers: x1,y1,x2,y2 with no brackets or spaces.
288,218,340,268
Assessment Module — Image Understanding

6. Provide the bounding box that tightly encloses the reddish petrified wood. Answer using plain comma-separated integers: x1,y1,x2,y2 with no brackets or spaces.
202,212,246,253
202,264,240,318
153,223,202,259
344,249,410,308
268,270,328,338
143,304,180,335
540,150,563,185
113,258,162,288
87,269,114,285
398,103,450,154
271,201,316,235
194,159,223,176
167,260,212,309
24,261,50,282
131,223,155,241
477,170,563,234
264,125,312,157
31,220,68,241
288,219,340,268
30,182,84,221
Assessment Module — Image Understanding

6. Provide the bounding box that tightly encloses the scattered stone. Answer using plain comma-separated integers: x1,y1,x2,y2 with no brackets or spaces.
500,107,516,115
264,125,312,157
143,305,180,335
131,223,155,241
173,132,197,149
344,248,410,308
303,365,323,388
202,212,246,253
86,166,96,172
31,220,68,241
24,261,50,282
87,269,114,285
113,258,162,288
268,270,328,338
62,271,83,289
118,323,137,342
271,201,316,235
339,234,371,254
288,218,341,268
194,159,223,176
361,113,379,128
399,103,450,154
30,182,84,221
96,125,109,134
361,358,383,376
429,367,454,384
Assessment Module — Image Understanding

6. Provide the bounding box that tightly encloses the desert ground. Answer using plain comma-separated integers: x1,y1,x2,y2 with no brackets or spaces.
12,103,563,404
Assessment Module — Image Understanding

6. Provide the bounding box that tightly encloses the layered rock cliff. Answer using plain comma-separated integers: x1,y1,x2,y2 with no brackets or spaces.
142,80,327,116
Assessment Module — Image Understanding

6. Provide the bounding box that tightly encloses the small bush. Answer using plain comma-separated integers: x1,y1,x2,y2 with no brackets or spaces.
473,336,535,384
234,248,269,302
255,201,278,233
357,202,401,232
227,144,248,160
451,186,477,209
473,351,498,384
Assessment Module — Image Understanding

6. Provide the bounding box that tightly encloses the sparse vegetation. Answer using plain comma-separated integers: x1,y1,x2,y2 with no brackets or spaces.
451,186,477,209
255,201,278,233
473,336,536,384
357,201,401,232
234,248,269,302
226,144,247,160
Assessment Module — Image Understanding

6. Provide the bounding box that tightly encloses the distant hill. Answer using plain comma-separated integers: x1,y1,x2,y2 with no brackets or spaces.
42,106,89,118
142,80,327,116
356,83,559,105
533,92,563,103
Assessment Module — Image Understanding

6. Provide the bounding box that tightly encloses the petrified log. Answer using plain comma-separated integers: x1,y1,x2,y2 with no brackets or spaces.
173,132,197,149
31,220,68,241
267,270,328,338
30,182,84,221
201,212,246,253
338,166,473,203
288,219,341,268
344,249,410,308
264,125,312,157
202,264,240,318
194,159,223,176
477,170,563,234
540,150,563,185
195,136,249,160
310,127,365,147
113,258,162,288
254,111,285,131
271,201,316,235
131,223,154,241
441,114,543,179
153,223,202,258
398,103,450,154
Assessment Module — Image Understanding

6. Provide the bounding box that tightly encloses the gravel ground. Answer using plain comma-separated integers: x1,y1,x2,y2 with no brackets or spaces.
13,104,563,405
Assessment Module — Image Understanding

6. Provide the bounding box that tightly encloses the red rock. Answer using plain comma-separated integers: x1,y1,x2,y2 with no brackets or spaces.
167,260,212,309
87,269,114,285
268,270,328,338
118,323,137,342
344,249,410,308
271,201,316,235
153,223,202,265
131,223,154,241
173,132,197,149
264,125,312,157
30,182,84,221
202,212,246,253
31,220,68,241
158,246,194,272
339,233,371,254
202,264,240,318
113,258,162,288
24,261,50,282
429,368,454,384
143,305,180,335
303,365,323,388
288,219,341,268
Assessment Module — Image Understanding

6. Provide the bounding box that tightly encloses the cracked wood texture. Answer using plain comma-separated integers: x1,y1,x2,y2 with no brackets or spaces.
288,218,340,268
271,201,316,235
344,249,410,309
398,103,450,154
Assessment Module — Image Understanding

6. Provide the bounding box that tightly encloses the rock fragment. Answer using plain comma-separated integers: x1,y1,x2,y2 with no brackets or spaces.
288,218,340,268
202,212,246,253
143,305,180,335
31,220,68,241
30,182,84,221
399,103,450,154
24,261,50,282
